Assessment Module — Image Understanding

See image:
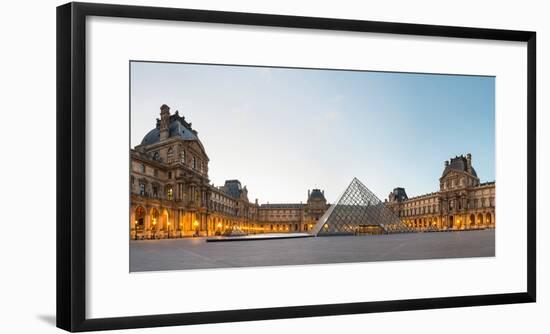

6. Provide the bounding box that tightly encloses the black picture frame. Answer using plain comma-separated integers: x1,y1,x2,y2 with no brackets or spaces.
56,2,536,332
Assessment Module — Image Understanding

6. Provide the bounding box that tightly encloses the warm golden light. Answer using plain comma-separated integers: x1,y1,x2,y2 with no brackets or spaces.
193,220,199,227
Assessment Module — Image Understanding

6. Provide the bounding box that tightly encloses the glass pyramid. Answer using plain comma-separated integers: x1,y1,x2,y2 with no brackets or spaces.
312,177,410,236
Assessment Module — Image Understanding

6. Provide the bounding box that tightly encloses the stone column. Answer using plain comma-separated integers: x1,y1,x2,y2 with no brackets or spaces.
144,211,151,238
130,208,135,230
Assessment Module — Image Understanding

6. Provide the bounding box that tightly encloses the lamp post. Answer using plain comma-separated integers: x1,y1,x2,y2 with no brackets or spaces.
152,218,157,239
167,222,171,239
134,220,138,240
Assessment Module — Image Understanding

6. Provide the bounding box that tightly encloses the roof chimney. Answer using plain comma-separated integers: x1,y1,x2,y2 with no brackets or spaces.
159,104,171,141
466,153,472,173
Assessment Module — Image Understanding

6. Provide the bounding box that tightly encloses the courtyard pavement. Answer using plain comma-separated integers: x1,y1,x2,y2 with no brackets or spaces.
130,229,495,272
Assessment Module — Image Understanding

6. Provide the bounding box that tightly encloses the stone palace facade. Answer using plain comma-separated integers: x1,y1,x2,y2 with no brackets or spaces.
386,154,495,231
130,105,329,239
130,105,495,239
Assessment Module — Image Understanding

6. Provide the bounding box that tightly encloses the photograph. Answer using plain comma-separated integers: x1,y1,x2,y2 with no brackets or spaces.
129,61,496,272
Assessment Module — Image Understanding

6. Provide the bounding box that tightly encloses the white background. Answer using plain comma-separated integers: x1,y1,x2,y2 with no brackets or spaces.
87,16,526,318
0,0,547,333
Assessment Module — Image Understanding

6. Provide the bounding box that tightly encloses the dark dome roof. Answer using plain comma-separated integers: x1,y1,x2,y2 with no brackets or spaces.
141,117,199,146
442,156,477,177
223,180,242,199
309,189,325,200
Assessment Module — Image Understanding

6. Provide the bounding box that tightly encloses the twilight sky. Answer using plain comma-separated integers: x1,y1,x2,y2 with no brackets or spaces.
130,61,495,204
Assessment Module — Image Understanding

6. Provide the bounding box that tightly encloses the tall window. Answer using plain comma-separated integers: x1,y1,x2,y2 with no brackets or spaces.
180,150,186,164
167,147,174,162
139,163,145,173
139,183,145,195
152,185,158,198
192,156,196,169
167,187,173,200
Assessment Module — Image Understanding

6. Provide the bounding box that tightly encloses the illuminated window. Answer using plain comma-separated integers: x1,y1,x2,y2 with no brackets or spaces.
167,187,173,200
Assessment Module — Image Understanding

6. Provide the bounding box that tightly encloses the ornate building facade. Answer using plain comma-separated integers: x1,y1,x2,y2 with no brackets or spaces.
130,105,494,239
386,154,495,231
130,105,329,239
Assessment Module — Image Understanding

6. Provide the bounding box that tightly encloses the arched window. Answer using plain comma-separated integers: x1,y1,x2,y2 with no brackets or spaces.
152,151,160,161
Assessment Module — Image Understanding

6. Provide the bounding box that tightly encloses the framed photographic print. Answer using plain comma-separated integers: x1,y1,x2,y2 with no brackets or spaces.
56,2,536,332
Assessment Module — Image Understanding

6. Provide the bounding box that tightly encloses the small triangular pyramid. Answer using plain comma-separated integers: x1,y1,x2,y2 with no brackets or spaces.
311,177,410,236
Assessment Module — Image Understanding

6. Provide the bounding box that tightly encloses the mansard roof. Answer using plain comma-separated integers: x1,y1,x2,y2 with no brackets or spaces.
222,180,243,199
140,111,200,146
309,189,326,201
441,155,477,178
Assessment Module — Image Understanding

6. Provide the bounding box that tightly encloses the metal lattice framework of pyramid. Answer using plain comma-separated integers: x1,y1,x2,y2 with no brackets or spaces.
311,177,411,236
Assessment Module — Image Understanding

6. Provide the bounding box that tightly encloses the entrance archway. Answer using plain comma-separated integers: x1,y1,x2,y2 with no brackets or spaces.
477,213,483,226
469,214,475,227
161,209,170,231
135,206,145,231
486,213,492,226
449,215,454,229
